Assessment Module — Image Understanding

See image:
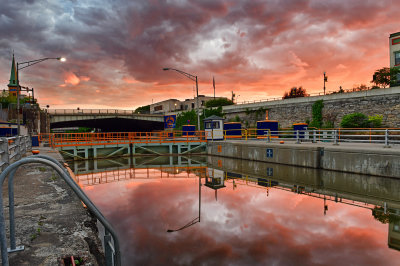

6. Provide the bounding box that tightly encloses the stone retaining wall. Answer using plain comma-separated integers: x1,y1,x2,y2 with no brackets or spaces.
222,86,400,128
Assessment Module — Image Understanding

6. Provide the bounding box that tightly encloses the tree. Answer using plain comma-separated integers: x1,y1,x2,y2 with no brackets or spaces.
282,87,308,99
352,84,369,91
134,105,150,114
371,67,400,88
205,98,233,108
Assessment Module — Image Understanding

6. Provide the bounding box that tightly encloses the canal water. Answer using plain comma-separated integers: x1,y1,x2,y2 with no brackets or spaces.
69,156,400,266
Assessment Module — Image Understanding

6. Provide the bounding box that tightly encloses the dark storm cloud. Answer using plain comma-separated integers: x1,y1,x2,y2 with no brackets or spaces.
0,0,399,108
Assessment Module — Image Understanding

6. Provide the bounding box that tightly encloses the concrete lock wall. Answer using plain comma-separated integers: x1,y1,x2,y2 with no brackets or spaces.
207,141,400,178
222,86,400,128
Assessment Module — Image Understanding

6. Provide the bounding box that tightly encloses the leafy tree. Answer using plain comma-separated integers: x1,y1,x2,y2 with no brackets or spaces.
309,100,324,128
352,84,369,91
134,105,150,114
372,207,400,224
175,110,198,130
204,106,224,118
340,113,368,128
205,98,233,108
371,67,400,88
282,87,308,99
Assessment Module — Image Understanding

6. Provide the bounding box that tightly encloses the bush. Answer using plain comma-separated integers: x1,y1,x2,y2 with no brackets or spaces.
309,100,324,128
340,113,368,128
367,115,383,128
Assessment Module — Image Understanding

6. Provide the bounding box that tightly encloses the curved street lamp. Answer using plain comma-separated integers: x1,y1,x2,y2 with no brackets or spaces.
163,68,201,131
16,57,66,135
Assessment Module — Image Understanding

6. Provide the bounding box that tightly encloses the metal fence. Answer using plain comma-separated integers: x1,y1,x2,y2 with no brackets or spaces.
0,155,121,266
221,128,400,147
0,136,31,172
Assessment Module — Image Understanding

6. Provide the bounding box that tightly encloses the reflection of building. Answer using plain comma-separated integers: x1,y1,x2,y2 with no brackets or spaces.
150,96,228,114
389,209,400,251
205,168,226,200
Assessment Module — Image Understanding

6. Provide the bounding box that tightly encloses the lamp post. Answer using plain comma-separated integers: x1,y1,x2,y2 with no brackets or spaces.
163,68,201,131
16,57,66,135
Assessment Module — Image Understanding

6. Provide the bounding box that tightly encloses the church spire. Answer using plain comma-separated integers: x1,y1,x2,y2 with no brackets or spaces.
8,54,19,87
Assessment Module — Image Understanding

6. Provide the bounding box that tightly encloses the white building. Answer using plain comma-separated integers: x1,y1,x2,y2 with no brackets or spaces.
150,95,228,114
390,32,400,86
390,32,400,68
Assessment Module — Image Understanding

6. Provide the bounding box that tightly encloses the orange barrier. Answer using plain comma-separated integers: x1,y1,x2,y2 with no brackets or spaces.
41,131,207,148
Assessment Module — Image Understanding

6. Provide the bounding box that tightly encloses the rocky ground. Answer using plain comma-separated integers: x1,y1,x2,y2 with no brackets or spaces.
1,147,105,265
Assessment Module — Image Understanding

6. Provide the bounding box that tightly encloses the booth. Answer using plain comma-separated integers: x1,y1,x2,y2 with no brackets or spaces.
293,123,308,139
257,120,279,138
182,125,196,136
224,122,242,139
204,115,224,140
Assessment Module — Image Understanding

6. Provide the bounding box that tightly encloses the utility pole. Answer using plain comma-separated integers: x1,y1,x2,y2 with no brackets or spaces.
323,72,328,95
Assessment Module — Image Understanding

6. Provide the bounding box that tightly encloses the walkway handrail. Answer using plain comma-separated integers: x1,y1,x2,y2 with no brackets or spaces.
0,156,121,266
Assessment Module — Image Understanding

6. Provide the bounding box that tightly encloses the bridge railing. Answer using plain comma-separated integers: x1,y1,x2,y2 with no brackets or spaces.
45,131,206,147
48,109,160,116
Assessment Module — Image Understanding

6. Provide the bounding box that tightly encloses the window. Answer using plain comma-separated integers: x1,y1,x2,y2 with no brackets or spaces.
395,51,400,66
205,122,212,129
191,103,195,108
154,105,163,111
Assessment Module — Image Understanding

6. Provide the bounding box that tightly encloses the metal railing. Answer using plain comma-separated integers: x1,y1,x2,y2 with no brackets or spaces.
40,131,207,148
0,136,31,172
0,155,121,266
48,109,159,116
220,128,400,147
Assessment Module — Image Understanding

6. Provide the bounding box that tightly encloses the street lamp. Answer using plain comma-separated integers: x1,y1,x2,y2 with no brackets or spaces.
163,68,201,131
16,57,66,135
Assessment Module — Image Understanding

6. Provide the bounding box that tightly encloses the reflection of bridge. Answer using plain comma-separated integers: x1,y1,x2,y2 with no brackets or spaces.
49,109,164,132
71,155,207,186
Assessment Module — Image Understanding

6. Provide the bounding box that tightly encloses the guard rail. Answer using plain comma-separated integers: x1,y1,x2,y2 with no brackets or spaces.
0,155,121,266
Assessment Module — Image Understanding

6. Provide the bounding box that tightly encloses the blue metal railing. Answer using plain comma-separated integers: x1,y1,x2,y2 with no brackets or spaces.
0,155,121,266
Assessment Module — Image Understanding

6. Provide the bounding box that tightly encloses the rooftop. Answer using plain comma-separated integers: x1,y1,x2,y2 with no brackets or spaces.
390,32,400,38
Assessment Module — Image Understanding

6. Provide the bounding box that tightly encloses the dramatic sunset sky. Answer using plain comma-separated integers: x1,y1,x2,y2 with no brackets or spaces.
1,0,399,109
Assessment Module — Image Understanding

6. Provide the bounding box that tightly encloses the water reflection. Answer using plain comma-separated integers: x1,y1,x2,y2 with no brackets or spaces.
73,156,400,265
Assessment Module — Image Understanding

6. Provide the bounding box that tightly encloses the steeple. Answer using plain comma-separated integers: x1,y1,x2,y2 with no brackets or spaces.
8,54,19,87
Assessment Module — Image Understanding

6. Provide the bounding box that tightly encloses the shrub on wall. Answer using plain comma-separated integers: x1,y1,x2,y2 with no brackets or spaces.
309,100,324,128
340,113,368,128
367,115,383,128
340,113,383,128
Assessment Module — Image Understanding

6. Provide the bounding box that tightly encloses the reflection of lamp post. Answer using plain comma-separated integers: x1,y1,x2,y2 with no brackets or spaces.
167,176,201,233
163,68,201,131
17,57,66,135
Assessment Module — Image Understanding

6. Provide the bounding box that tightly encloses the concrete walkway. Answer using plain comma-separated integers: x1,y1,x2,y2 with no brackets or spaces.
2,147,105,265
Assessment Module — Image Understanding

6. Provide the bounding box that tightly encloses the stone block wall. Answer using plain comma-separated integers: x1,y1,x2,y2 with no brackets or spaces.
223,87,400,128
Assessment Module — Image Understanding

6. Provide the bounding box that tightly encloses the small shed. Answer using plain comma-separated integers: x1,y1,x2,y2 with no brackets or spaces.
204,115,224,140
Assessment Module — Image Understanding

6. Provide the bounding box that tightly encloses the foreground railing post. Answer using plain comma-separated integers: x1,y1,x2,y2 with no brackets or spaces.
333,130,339,145
384,129,391,148
266,129,271,143
313,130,316,143
296,130,300,144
